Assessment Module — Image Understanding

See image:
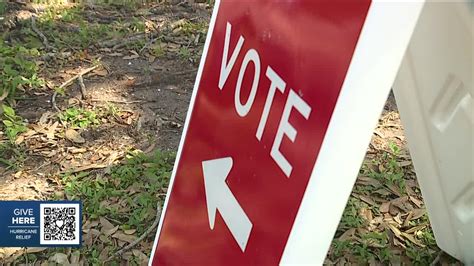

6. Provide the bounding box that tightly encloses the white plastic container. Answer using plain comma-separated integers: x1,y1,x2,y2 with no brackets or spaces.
393,1,473,264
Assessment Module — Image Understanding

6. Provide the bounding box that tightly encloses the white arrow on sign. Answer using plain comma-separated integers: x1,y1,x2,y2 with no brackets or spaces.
202,157,253,252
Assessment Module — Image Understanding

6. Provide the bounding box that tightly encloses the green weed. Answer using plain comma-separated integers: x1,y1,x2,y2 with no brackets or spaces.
150,42,165,57
130,17,146,33
181,20,208,38
0,104,26,170
365,142,406,193
1,105,27,143
0,2,6,16
178,46,191,60
340,197,367,229
361,231,388,248
353,242,375,263
0,142,25,170
406,243,435,265
58,107,99,128
331,240,352,258
0,41,43,101
105,103,119,117
378,247,393,262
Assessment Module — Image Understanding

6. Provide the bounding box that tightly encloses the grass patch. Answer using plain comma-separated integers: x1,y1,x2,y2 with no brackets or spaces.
406,243,436,265
20,149,177,264
0,142,25,170
34,5,148,51
340,197,368,229
0,105,26,170
364,142,407,193
1,104,27,143
331,142,441,264
180,20,208,38
58,107,100,128
63,150,174,235
330,231,393,263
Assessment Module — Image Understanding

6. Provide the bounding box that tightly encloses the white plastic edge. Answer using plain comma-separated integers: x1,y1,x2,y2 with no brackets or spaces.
148,0,221,263
279,1,424,265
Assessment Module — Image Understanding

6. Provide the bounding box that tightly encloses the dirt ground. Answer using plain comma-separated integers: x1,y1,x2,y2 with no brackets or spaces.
0,1,462,265
0,2,202,198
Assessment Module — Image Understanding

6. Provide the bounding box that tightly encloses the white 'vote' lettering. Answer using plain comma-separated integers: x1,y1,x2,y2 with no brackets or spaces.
218,21,312,178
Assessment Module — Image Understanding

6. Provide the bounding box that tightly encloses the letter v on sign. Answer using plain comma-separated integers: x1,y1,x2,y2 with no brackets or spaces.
218,22,244,90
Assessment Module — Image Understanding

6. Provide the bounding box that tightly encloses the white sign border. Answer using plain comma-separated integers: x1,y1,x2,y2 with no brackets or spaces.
280,1,424,264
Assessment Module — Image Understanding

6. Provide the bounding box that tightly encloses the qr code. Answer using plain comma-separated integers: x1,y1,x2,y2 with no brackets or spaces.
40,203,80,245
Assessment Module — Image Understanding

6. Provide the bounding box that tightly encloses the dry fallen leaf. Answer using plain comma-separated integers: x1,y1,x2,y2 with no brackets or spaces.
387,223,403,239
65,129,85,144
99,247,111,261
122,251,134,260
411,208,426,220
46,121,59,139
109,52,124,57
0,90,9,101
409,196,424,208
124,229,137,235
132,249,148,264
100,217,115,231
380,202,390,213
404,211,414,227
112,232,137,243
25,247,47,253
360,207,373,222
357,194,377,207
69,147,87,154
103,225,119,237
338,228,356,241
148,55,156,63
394,213,403,225
49,253,69,264
386,184,402,197
14,135,25,145
70,250,81,264
373,188,392,197
93,68,108,77
82,220,99,231
398,160,412,167
356,176,382,188
123,54,140,60
401,232,425,247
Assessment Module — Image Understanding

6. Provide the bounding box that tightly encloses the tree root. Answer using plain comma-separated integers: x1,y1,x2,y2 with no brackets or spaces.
51,65,99,112
31,16,54,51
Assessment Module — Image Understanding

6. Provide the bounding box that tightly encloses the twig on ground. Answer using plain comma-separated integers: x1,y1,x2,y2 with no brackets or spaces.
77,75,87,100
40,52,72,61
51,91,61,112
430,250,444,266
89,99,152,104
31,16,54,51
100,33,159,49
59,66,99,89
173,69,197,76
139,36,160,54
51,65,99,112
23,248,28,265
106,202,162,262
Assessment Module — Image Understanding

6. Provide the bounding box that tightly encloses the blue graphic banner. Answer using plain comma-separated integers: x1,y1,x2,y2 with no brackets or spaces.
0,201,82,247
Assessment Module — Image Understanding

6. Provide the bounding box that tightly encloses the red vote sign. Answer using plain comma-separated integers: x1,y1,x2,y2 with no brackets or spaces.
151,0,371,265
